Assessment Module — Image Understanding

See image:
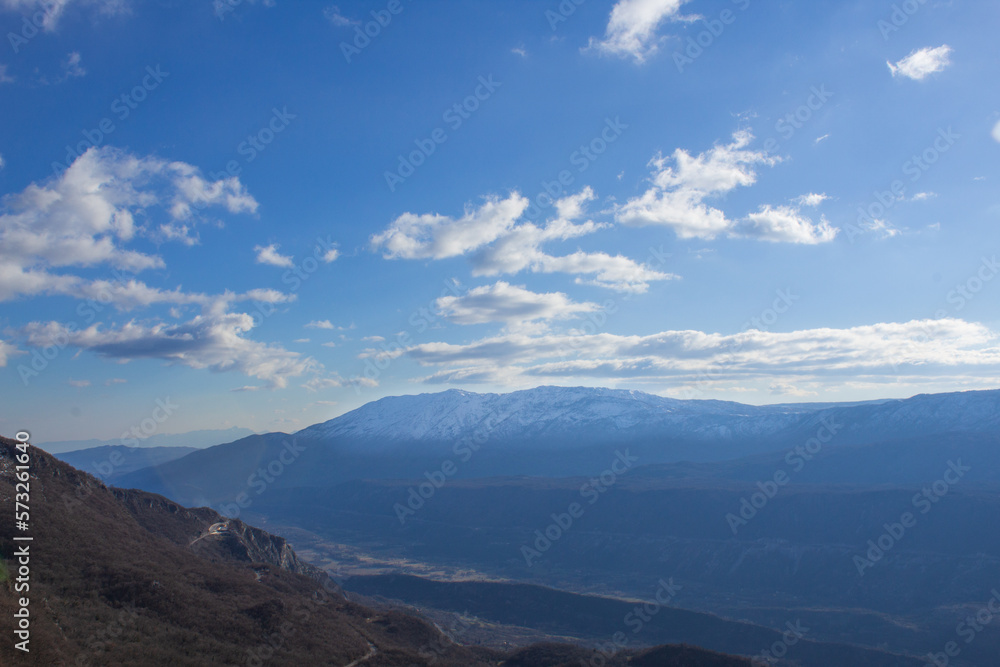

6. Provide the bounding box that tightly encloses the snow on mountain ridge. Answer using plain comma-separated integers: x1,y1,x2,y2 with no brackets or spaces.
296,386,808,442
294,386,1000,445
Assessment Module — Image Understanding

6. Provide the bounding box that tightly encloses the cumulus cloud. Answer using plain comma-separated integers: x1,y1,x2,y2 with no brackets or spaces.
0,64,13,84
437,282,601,325
399,318,1000,390
732,204,838,244
373,189,673,293
793,193,829,207
254,243,294,268
992,119,1000,144
22,311,318,389
888,45,953,81
305,320,336,330
618,132,837,244
587,0,696,64
617,131,778,238
0,146,258,304
372,194,528,260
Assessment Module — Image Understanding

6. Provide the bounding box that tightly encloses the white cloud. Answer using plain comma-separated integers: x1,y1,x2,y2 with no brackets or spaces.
23,310,318,389
912,192,936,201
769,382,817,398
372,194,528,260
373,188,673,293
105,378,127,385
306,320,354,331
302,376,344,392
617,131,778,238
254,243,294,268
243,288,296,304
321,342,337,348
401,318,1000,390
321,247,340,263
437,282,601,325
0,146,258,304
0,339,20,366
860,217,901,240
733,204,838,244
213,0,272,19
0,0,128,30
0,64,13,84
62,51,85,79
888,45,953,81
67,379,91,387
992,119,1000,144
588,0,696,64
363,335,386,342
618,133,836,245
294,338,310,343
323,5,356,26
511,45,527,58
793,193,829,207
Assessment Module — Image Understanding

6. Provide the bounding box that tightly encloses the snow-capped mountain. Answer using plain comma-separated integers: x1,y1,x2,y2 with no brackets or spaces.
294,386,803,445
294,385,1000,449
118,386,1000,508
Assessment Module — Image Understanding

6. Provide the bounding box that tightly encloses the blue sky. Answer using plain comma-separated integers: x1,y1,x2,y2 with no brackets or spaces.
1,0,998,442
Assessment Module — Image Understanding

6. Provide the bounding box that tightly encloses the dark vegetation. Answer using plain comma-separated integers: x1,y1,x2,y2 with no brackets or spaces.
0,436,756,666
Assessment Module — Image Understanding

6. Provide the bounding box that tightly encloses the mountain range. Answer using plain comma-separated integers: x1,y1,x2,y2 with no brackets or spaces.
23,386,1000,666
